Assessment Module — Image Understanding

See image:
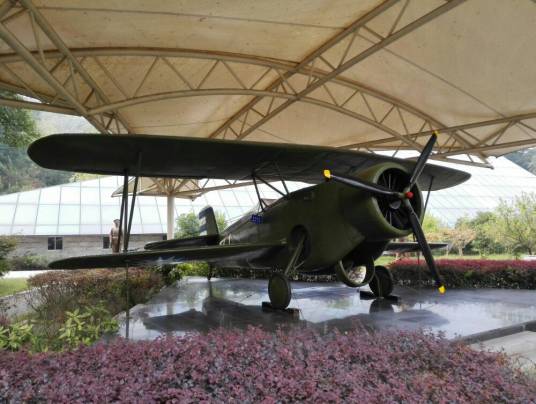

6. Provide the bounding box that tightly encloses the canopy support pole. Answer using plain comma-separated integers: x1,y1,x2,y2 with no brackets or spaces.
166,194,175,240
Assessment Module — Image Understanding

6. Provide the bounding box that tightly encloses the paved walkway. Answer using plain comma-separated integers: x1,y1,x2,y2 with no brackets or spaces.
472,331,536,373
3,270,48,279
0,290,33,318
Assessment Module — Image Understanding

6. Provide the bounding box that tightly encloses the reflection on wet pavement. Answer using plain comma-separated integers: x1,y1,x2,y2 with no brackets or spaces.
117,277,536,340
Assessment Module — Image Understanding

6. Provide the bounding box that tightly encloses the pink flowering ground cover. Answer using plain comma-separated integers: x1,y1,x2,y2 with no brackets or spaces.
1,327,535,403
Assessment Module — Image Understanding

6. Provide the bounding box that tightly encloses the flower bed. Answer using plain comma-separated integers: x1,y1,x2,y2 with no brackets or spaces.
1,327,534,402
390,259,536,289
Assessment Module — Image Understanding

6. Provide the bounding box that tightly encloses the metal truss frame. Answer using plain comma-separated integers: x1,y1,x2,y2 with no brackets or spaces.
0,0,534,186
0,0,131,134
114,176,255,200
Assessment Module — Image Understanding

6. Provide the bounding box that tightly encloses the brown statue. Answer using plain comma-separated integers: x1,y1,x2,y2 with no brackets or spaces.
110,219,122,253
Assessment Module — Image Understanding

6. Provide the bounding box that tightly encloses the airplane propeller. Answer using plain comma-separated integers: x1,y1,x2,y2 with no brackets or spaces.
324,134,446,294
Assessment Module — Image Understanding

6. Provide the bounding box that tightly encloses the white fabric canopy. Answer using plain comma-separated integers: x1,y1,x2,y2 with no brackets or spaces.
0,0,534,169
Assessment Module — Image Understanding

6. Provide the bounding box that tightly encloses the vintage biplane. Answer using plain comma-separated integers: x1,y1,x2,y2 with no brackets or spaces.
28,133,469,309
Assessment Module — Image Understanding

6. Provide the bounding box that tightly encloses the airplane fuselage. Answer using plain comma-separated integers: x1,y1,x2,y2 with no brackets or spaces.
218,171,420,273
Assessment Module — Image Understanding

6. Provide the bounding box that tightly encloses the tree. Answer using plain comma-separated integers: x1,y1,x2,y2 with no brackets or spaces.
467,211,504,256
446,217,476,256
422,214,477,256
0,92,39,148
422,214,445,241
175,212,200,238
490,193,536,255
215,211,227,232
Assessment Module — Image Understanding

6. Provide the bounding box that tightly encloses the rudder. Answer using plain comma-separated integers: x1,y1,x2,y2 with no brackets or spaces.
199,206,218,235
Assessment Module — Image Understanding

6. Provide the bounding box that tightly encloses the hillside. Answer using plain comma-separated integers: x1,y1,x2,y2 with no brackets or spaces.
505,149,536,175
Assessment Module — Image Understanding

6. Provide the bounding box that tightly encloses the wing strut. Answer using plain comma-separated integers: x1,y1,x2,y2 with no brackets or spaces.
125,152,142,251
116,152,142,253
422,176,434,217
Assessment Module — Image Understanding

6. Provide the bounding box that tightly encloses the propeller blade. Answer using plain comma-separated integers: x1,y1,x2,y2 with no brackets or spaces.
324,170,399,198
408,133,437,188
403,200,446,294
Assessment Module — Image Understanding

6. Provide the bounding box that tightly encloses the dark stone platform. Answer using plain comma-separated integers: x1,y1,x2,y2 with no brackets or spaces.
117,277,536,340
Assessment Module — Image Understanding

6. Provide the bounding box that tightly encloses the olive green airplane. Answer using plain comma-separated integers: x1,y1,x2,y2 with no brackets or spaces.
28,133,469,309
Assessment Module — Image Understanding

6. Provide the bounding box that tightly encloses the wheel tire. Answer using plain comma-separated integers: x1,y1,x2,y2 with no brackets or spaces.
369,299,395,313
335,257,375,287
268,273,291,309
369,265,394,298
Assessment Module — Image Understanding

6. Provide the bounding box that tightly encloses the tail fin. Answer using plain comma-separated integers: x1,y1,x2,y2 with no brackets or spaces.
199,206,218,235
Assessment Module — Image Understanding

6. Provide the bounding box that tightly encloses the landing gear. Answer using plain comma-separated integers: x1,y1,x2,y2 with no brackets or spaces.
369,265,394,298
268,273,292,309
266,230,306,310
335,257,375,287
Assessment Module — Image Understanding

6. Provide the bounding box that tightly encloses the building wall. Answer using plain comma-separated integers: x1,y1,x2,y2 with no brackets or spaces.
9,234,165,261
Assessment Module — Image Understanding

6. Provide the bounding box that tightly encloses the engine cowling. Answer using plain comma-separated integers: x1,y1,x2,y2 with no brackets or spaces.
342,162,423,241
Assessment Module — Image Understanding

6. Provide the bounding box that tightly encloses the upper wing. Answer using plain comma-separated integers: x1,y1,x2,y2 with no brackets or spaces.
385,241,448,254
48,242,285,270
29,134,470,190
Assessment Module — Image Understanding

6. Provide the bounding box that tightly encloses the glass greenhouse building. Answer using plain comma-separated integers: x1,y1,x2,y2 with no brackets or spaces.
0,156,535,258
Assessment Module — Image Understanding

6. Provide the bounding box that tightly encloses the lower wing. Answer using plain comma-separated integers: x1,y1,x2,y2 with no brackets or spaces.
48,242,285,270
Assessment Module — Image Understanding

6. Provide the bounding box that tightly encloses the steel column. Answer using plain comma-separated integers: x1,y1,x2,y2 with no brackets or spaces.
166,194,175,240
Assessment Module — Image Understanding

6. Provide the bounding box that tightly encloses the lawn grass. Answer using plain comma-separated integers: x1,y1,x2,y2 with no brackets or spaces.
0,278,28,297
375,256,395,266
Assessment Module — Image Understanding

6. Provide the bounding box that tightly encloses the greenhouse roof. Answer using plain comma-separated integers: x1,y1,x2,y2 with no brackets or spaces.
0,157,534,236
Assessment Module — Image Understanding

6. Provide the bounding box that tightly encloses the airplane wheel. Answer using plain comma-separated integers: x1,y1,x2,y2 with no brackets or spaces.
336,257,375,287
369,266,394,298
369,299,395,313
268,273,291,309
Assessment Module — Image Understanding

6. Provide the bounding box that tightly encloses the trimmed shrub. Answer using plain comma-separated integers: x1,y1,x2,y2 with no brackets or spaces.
207,266,338,282
0,327,534,402
26,269,164,323
8,254,48,271
177,261,211,277
0,303,118,352
19,269,160,351
390,258,536,289
0,235,16,277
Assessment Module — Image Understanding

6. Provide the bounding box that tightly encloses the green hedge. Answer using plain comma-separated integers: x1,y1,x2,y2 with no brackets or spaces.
389,259,536,289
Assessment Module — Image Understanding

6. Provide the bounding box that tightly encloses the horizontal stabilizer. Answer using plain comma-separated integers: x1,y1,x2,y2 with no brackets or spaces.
145,234,220,250
29,134,470,190
48,242,286,270
385,241,447,254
